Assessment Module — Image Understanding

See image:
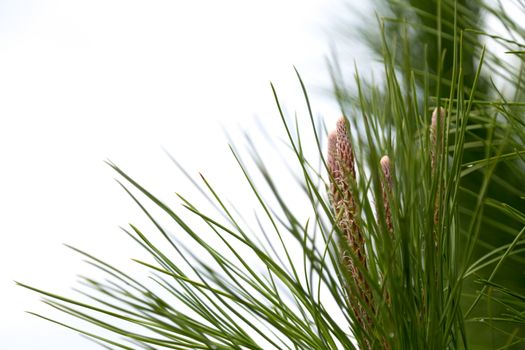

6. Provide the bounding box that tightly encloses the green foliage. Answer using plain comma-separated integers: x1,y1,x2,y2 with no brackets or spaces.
343,0,525,348
20,0,525,349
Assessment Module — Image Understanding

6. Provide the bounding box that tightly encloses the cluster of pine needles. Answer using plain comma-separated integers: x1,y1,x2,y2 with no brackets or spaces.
20,0,525,349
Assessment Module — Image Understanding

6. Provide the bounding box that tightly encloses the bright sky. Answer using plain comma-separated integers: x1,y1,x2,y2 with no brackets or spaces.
0,1,359,348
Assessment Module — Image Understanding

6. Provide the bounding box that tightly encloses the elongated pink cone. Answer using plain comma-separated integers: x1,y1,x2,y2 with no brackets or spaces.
330,118,362,264
327,117,373,334
380,155,393,234
430,107,446,227
431,107,446,170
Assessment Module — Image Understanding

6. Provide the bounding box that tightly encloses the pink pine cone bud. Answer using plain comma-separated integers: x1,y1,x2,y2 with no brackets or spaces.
380,155,392,187
430,107,446,170
430,107,446,228
327,116,374,332
431,107,446,135
380,155,393,233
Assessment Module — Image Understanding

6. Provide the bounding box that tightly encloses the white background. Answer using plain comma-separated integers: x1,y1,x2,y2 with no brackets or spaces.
0,1,367,348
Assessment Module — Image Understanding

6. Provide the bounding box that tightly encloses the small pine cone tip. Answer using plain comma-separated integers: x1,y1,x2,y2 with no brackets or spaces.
431,107,446,126
380,155,391,181
379,155,393,234
431,107,446,170
336,117,351,148
327,131,338,175
335,117,356,178
336,116,347,133
431,107,446,141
